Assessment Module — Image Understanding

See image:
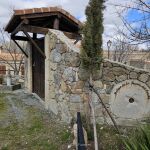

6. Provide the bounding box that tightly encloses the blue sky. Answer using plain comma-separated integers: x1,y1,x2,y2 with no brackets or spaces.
126,8,150,28
127,10,143,23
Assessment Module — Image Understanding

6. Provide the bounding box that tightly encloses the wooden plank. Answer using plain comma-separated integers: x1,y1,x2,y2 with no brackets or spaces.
11,35,29,41
21,12,79,28
22,25,48,34
13,39,28,58
11,19,29,36
23,30,46,58
21,12,58,19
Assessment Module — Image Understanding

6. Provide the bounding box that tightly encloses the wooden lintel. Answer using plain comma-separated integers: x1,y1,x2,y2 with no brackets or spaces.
11,35,29,41
23,30,46,59
13,39,28,58
22,25,48,35
11,19,29,36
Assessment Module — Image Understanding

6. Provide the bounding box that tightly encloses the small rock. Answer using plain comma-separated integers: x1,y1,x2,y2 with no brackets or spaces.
116,74,127,82
100,127,104,130
67,144,72,149
70,94,81,103
78,68,90,81
138,73,149,82
51,49,62,63
129,72,138,79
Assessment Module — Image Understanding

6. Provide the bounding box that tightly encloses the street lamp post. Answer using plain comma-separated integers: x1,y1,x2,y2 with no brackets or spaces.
107,40,112,59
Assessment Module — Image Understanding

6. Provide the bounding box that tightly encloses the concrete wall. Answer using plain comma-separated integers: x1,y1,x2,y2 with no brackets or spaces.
26,29,150,125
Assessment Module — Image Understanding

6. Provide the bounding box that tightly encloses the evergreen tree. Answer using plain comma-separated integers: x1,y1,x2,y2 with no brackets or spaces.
81,0,105,70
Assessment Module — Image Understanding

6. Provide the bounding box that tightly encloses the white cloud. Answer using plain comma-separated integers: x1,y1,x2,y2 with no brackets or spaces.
0,0,133,48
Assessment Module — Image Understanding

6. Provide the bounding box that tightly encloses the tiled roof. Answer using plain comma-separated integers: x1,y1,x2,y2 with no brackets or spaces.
5,7,82,32
14,7,82,26
0,50,23,61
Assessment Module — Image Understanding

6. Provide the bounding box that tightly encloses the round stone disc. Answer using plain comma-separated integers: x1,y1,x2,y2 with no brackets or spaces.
110,80,150,119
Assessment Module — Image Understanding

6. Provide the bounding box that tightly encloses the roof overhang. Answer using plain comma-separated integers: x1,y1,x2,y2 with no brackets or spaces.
5,7,82,33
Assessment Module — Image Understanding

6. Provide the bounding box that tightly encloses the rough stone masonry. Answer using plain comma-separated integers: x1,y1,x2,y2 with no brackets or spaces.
25,29,150,125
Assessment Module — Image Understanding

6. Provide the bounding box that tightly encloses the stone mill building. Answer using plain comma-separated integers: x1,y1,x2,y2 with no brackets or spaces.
5,7,150,125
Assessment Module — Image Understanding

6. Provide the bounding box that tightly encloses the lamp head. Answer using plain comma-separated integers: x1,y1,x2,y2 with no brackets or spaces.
107,40,112,48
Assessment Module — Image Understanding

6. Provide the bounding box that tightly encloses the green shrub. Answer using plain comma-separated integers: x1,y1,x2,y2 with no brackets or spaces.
123,125,150,150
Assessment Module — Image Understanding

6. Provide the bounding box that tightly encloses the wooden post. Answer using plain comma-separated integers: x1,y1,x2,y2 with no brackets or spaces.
89,77,99,150
33,33,37,39
53,17,59,30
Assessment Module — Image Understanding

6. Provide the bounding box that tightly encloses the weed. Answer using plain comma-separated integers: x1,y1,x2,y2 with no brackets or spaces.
123,125,150,150
60,130,72,142
0,94,7,113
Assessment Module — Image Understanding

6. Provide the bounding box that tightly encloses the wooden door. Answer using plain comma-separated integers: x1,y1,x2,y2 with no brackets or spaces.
32,38,45,99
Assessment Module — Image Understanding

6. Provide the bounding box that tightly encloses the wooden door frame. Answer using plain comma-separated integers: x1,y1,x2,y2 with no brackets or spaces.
32,38,45,99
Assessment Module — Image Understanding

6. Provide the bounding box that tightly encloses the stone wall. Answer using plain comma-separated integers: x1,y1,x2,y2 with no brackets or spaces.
95,60,150,125
43,29,150,125
129,60,145,69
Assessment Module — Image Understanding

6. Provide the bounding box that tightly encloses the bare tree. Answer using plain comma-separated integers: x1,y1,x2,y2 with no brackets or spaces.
0,28,27,75
111,31,138,63
110,0,150,46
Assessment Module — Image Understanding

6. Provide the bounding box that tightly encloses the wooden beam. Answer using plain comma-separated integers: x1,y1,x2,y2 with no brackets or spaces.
63,31,81,39
21,12,79,28
13,39,28,58
22,25,48,35
74,37,82,45
11,19,29,36
21,12,58,19
23,30,46,58
11,35,29,41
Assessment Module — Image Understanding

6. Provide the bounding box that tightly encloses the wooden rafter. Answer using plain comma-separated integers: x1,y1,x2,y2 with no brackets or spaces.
11,35,29,41
11,19,29,36
13,39,28,58
23,30,46,58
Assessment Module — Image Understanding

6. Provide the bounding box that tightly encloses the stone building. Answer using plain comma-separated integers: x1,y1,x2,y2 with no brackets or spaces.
5,6,150,125
0,49,24,76
103,50,150,70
